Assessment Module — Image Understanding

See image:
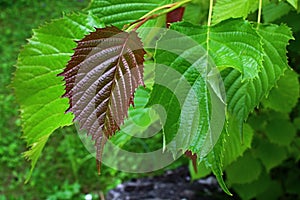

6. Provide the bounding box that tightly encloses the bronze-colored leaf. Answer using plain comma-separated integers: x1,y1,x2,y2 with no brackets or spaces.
59,26,145,173
166,7,185,28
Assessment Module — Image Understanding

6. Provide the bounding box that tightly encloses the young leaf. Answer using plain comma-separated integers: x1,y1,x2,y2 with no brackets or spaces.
59,26,145,172
12,13,104,180
166,7,185,28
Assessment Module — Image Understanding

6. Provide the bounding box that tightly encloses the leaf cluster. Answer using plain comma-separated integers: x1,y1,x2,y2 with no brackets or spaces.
11,0,300,198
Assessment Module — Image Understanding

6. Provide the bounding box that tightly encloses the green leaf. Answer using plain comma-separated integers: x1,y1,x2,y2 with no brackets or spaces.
288,138,300,161
223,23,293,131
262,69,299,113
85,0,170,28
189,160,211,180
205,133,232,195
212,0,258,24
225,151,262,185
253,138,288,172
181,19,264,80
137,15,167,49
263,1,292,23
148,19,264,195
293,117,300,130
223,123,254,166
149,18,264,146
257,181,283,200
232,172,272,200
12,13,104,180
247,112,267,131
285,168,300,195
287,0,298,9
265,118,296,146
110,86,160,148
183,0,209,24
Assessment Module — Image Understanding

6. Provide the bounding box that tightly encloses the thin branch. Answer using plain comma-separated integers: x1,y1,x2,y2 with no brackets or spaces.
207,0,214,26
125,0,192,31
257,0,262,29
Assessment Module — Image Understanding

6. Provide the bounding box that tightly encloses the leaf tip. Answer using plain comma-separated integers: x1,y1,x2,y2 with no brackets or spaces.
185,150,198,173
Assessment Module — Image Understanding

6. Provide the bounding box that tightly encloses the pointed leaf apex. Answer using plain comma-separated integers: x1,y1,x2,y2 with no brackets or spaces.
60,26,145,172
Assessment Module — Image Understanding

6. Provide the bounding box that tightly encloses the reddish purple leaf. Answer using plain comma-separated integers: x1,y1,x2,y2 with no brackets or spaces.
185,150,198,173
59,26,145,173
166,7,185,28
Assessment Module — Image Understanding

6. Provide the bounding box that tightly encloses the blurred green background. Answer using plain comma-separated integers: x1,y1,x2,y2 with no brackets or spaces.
0,1,137,199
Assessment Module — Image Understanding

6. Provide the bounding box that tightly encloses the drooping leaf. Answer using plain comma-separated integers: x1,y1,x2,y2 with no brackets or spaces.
150,20,259,195
223,123,254,166
189,124,254,180
205,133,232,195
148,19,265,194
59,26,146,172
85,0,171,28
212,0,259,24
149,20,263,194
12,13,104,180
262,69,299,113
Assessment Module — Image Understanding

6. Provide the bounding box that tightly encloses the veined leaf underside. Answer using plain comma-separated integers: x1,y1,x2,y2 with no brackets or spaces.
59,26,146,171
